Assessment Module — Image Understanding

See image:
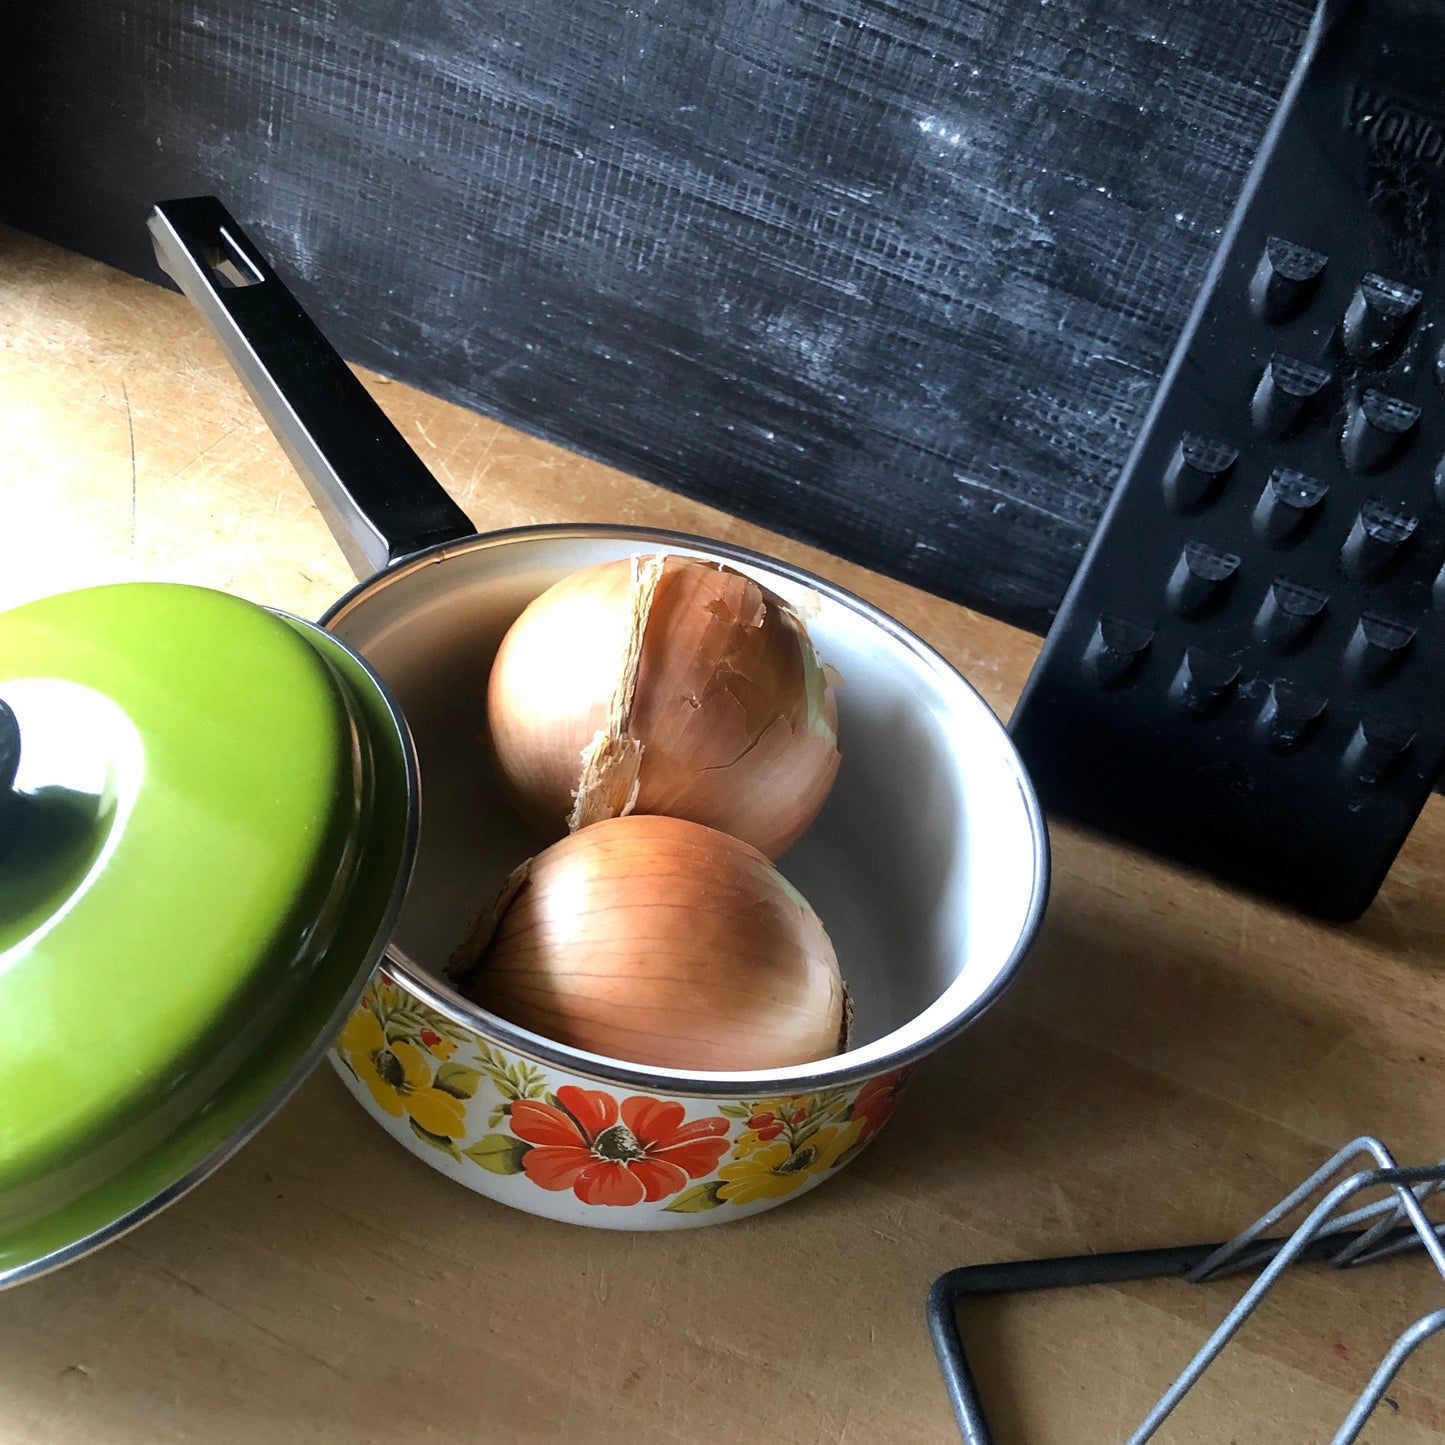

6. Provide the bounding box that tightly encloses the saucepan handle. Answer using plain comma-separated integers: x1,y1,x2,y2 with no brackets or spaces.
148,195,476,577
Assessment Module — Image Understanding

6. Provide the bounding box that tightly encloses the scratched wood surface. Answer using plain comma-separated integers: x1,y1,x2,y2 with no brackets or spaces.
2,229,1443,1444
0,0,1318,632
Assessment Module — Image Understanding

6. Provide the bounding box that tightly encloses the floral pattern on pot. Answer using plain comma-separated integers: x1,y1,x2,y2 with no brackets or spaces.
332,974,912,1222
337,1005,469,1145
502,1089,730,1205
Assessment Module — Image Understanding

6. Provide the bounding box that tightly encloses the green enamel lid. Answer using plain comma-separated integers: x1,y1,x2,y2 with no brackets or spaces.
0,584,416,1286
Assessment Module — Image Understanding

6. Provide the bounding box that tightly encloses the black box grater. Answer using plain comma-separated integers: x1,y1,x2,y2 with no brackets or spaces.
1008,0,1445,922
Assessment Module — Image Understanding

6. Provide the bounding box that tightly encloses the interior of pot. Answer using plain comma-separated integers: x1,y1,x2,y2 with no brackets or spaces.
324,527,1047,1088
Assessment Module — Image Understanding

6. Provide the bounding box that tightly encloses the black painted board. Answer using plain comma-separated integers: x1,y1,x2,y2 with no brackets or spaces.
0,0,1312,631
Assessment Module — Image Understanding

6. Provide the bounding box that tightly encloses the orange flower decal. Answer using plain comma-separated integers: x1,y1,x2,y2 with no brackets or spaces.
508,1085,729,1206
850,1067,909,1143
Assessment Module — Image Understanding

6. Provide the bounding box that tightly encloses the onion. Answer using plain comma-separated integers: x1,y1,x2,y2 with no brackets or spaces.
452,815,849,1071
486,554,840,858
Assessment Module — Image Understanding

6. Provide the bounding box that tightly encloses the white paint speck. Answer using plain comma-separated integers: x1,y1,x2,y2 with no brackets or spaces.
918,116,966,147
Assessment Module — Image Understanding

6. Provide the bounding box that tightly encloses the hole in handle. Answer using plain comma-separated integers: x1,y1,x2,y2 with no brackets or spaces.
200,226,264,289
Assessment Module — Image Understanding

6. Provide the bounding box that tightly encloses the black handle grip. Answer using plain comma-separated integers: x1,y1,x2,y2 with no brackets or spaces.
147,196,476,577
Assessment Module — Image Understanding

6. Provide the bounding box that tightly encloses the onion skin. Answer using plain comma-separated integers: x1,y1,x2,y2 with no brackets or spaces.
453,815,848,1072
486,555,840,858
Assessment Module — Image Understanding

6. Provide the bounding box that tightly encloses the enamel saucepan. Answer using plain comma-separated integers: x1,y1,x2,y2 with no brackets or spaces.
0,196,1048,1282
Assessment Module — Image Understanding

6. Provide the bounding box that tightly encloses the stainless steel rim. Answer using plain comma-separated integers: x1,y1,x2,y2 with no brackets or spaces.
325,522,1052,1099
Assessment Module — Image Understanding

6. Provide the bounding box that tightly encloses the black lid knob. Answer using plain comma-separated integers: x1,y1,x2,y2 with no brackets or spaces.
0,698,21,855
0,699,17,793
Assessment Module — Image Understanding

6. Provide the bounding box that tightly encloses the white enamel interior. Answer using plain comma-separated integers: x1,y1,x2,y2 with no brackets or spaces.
326,528,1047,1090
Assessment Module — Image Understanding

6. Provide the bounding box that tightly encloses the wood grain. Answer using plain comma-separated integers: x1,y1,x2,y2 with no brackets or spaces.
2,228,1442,1445
0,0,1317,631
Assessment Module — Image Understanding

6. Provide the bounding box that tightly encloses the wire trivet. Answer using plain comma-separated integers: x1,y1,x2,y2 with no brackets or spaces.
928,1137,1445,1443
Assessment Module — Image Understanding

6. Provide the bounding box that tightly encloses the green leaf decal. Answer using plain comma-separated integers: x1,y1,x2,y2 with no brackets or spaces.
408,1118,462,1159
470,1043,550,1103
464,1134,531,1175
662,1181,727,1213
433,1062,482,1099
716,1103,749,1120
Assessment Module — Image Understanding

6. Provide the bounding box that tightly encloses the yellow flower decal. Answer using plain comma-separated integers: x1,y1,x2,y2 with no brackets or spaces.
338,1008,467,1139
716,1120,862,1204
